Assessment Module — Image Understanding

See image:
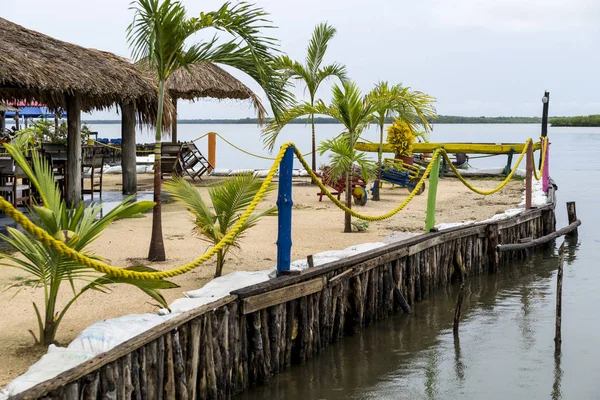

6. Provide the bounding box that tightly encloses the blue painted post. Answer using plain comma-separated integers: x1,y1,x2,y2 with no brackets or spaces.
276,145,294,276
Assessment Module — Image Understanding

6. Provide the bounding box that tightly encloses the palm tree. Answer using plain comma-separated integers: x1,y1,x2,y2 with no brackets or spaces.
0,145,175,345
271,23,347,172
264,81,379,232
127,0,291,261
368,82,437,200
163,175,277,277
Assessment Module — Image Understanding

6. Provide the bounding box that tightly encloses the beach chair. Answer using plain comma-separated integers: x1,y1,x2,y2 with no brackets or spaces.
316,166,368,205
0,157,31,206
179,142,213,181
81,152,104,200
160,143,184,179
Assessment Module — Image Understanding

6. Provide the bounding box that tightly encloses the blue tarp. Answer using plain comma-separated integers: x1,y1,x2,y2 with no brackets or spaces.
5,107,66,118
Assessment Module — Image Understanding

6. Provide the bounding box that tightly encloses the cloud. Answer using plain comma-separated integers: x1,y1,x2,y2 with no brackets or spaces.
427,0,600,32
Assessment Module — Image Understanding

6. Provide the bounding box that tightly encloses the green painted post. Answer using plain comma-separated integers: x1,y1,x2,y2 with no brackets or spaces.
425,152,441,231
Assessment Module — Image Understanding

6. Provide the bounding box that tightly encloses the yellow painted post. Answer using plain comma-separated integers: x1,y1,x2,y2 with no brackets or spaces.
208,132,216,173
425,152,441,231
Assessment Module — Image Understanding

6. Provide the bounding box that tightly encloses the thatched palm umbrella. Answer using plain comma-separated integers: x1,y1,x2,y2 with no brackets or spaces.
0,17,171,201
137,60,265,143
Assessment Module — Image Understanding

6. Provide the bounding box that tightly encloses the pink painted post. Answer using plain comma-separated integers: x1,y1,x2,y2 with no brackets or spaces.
542,139,550,193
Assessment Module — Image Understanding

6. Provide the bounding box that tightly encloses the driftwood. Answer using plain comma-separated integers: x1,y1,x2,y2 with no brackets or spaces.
497,220,580,252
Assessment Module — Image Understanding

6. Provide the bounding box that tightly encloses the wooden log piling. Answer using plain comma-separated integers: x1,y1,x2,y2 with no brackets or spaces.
555,243,565,352
11,201,560,400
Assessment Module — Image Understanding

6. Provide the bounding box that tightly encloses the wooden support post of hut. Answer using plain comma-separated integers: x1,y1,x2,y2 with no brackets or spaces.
66,94,82,205
566,202,578,238
525,141,533,210
121,101,137,195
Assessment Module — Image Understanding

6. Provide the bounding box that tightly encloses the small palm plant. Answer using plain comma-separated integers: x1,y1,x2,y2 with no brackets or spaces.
164,175,277,277
0,144,177,346
367,82,436,200
128,0,291,261
271,23,347,172
264,80,378,232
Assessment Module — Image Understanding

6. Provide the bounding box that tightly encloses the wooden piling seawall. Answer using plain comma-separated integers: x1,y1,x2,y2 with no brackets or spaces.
12,186,556,400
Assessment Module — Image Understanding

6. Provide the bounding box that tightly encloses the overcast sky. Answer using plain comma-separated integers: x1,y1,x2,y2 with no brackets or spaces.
3,0,600,119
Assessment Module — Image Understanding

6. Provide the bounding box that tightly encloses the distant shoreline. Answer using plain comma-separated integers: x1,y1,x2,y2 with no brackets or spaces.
83,116,543,125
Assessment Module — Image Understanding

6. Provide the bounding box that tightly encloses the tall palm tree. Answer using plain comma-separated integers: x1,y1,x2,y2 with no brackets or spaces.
264,81,379,232
127,0,291,261
271,23,347,172
164,175,277,277
368,82,437,200
0,145,173,345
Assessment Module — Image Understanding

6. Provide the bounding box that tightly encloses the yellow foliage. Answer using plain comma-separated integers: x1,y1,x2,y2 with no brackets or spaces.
386,119,415,156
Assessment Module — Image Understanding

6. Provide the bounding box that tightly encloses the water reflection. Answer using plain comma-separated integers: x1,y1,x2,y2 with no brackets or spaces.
552,351,563,400
236,245,571,400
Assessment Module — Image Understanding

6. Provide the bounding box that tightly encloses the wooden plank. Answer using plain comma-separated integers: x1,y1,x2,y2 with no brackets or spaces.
11,296,237,400
241,277,326,315
355,141,542,155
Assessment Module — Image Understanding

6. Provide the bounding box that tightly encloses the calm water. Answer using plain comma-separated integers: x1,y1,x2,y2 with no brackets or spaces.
90,122,598,399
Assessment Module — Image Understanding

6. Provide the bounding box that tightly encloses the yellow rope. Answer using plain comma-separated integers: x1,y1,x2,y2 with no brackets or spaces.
531,137,547,181
0,138,539,279
0,143,288,280
442,138,532,195
293,147,441,221
190,133,209,142
213,132,312,160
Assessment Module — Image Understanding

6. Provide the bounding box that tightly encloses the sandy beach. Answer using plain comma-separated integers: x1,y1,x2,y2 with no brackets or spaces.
0,173,524,387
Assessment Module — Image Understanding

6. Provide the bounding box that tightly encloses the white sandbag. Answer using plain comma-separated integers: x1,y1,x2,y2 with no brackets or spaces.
289,256,340,271
67,313,165,354
1,345,95,397
159,297,218,315
136,165,150,173
253,170,270,178
343,242,387,253
299,169,310,177
210,168,232,176
229,169,254,176
292,169,301,177
104,165,122,174
184,270,271,299
136,155,154,164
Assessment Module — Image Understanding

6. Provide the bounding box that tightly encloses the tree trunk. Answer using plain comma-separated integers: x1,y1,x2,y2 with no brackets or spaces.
148,81,166,261
215,250,224,278
311,114,316,173
373,123,384,201
344,170,352,232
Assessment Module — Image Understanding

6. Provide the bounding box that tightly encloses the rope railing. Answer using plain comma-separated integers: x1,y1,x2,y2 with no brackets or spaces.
0,138,542,279
531,137,548,181
441,138,532,195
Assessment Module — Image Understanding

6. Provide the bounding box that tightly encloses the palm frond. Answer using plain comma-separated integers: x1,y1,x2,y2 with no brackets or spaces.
306,23,337,74
315,62,347,88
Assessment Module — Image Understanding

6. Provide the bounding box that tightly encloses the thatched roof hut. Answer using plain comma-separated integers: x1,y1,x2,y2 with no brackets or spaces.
0,103,18,113
0,17,174,202
0,17,170,126
137,60,265,121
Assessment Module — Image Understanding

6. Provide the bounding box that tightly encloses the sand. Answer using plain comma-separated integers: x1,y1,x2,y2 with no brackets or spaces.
0,174,524,386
